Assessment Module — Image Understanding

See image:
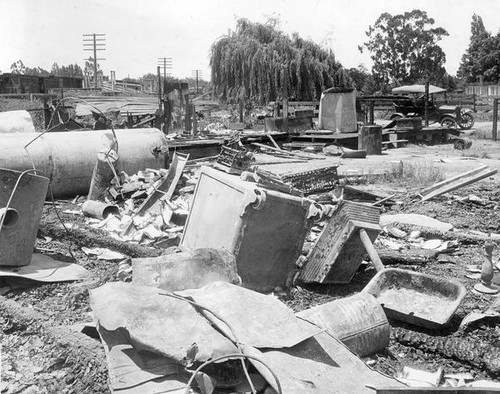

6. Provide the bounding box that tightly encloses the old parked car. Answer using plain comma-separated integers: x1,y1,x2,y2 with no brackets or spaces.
390,85,475,130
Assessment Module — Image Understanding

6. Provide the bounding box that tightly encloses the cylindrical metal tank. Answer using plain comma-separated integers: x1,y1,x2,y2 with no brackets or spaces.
296,292,390,356
0,169,49,266
0,129,167,197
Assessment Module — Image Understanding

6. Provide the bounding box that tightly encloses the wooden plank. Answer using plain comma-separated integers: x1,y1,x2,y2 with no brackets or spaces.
420,165,489,195
419,166,498,202
251,142,321,160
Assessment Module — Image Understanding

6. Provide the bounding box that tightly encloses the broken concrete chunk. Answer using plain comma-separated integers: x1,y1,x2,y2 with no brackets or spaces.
132,248,240,292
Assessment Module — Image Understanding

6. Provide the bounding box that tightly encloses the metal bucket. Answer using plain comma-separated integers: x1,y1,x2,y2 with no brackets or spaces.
0,168,49,266
296,292,390,356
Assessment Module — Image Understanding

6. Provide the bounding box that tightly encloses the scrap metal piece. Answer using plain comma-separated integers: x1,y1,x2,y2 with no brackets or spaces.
215,146,254,174
0,168,49,267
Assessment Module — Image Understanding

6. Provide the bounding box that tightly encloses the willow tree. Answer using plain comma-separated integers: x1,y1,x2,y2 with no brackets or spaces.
210,18,352,105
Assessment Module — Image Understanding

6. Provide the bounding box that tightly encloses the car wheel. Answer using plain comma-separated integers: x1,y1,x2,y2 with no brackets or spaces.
458,113,475,130
440,117,457,128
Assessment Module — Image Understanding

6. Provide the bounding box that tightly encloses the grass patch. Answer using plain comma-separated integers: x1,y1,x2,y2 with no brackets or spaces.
473,128,492,140
379,161,445,188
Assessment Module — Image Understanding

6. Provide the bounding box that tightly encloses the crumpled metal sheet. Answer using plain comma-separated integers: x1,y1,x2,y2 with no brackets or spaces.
90,282,237,366
0,253,90,282
243,332,403,393
178,282,321,349
97,325,189,392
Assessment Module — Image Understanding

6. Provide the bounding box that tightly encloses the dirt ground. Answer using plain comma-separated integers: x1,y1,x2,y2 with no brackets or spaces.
1,121,500,393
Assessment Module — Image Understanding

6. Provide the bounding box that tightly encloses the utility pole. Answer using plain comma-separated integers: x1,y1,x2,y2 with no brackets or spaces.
83,33,106,89
158,57,173,81
191,70,202,94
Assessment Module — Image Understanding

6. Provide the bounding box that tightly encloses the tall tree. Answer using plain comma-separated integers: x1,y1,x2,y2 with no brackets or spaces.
210,18,352,104
360,10,448,88
457,14,500,83
10,60,26,74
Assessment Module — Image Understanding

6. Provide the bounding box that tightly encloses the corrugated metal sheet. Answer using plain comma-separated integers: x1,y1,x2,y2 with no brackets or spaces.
75,96,159,117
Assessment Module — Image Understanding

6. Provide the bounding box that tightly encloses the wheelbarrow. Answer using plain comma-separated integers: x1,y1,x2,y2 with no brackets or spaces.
359,229,467,329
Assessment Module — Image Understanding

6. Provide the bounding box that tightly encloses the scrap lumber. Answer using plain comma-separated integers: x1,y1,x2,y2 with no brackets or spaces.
419,165,498,202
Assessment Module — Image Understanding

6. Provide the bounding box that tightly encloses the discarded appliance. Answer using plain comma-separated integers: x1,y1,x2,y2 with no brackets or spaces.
318,88,357,133
0,110,36,133
181,166,313,290
297,292,389,356
132,248,240,292
0,128,167,197
299,200,381,283
0,168,49,266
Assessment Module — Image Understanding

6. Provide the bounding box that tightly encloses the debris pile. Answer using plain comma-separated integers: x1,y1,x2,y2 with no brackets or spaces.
2,118,500,393
82,158,196,247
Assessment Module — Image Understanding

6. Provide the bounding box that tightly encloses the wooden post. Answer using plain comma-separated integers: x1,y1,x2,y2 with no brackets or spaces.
192,104,197,135
184,94,192,133
493,98,498,142
157,66,162,115
369,101,374,125
424,80,429,127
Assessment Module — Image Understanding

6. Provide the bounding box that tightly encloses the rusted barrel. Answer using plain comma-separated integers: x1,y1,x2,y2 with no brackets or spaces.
0,169,49,266
296,292,389,356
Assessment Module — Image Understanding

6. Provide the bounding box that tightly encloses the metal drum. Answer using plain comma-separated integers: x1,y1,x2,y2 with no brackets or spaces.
297,292,390,356
0,168,49,266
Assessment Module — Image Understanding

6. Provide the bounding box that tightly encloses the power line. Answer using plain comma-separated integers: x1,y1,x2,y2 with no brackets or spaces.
83,33,106,89
158,57,173,80
191,70,202,94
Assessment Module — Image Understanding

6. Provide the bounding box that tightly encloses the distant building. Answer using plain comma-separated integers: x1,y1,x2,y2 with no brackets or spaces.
0,73,83,94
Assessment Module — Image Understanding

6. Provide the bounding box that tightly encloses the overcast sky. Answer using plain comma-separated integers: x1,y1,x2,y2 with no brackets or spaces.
2,0,500,81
